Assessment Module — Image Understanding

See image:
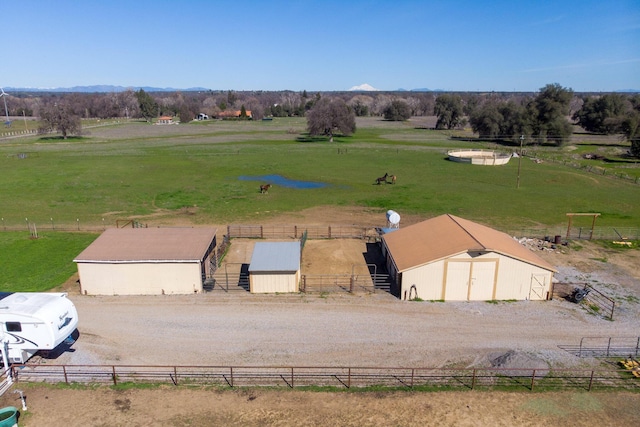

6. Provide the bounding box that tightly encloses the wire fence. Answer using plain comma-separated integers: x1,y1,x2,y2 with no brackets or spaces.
0,220,637,243
524,151,640,185
8,363,640,392
226,224,375,240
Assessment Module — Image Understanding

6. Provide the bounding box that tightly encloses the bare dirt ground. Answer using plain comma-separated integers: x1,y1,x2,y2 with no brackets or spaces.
2,206,639,426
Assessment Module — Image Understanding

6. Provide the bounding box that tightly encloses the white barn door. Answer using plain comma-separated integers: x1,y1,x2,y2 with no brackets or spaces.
469,261,496,300
445,260,497,301
529,274,547,300
444,262,471,300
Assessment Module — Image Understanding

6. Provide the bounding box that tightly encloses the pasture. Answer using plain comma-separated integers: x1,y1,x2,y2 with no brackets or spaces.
0,117,637,231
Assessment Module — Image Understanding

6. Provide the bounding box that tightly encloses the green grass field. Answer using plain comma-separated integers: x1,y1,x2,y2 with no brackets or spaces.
0,117,637,229
1,116,638,291
0,232,97,292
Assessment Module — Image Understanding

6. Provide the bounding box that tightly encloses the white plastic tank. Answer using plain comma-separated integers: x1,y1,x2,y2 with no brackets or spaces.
386,210,401,228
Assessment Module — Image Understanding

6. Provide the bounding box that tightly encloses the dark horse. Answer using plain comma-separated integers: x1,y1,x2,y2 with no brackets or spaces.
260,183,272,194
375,173,388,185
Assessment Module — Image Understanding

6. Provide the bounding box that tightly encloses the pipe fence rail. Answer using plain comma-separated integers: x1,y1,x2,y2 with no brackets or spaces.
8,364,640,392
226,224,375,240
300,273,390,294
575,337,640,358
583,284,616,320
0,220,638,243
552,282,616,320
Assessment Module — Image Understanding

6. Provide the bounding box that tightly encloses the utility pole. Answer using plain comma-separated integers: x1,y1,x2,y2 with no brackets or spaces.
516,135,524,188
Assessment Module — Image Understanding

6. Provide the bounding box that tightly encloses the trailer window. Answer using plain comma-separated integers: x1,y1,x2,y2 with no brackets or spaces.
6,322,22,332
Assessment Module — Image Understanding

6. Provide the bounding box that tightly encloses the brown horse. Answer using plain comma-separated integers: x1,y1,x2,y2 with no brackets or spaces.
387,174,396,184
260,184,271,194
375,173,388,185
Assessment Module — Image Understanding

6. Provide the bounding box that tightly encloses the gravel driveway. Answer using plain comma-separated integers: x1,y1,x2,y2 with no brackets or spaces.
46,229,640,370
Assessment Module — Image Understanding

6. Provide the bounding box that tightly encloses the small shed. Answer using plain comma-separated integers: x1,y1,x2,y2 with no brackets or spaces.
74,227,217,295
249,242,301,293
156,116,175,124
382,214,556,301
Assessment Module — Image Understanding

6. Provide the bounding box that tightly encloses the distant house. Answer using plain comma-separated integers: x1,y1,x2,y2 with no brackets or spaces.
74,227,218,295
156,116,176,125
382,214,556,301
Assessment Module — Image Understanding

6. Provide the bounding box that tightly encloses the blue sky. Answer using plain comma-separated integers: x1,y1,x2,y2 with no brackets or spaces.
4,0,639,91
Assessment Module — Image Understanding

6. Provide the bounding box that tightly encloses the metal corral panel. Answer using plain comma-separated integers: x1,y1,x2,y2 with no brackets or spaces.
249,242,300,272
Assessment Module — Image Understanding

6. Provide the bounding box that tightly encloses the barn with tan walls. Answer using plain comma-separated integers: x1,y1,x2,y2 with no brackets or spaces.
382,214,556,301
249,241,301,293
74,227,217,295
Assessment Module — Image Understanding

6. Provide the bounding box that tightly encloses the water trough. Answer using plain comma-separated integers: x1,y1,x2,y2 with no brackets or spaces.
447,149,512,165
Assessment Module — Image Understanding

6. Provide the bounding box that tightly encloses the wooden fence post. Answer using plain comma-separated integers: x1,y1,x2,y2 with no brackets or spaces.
530,369,536,391
471,369,476,390
588,370,595,391
112,366,117,385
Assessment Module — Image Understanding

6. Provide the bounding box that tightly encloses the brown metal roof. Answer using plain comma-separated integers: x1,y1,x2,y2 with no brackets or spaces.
74,227,217,263
382,214,555,272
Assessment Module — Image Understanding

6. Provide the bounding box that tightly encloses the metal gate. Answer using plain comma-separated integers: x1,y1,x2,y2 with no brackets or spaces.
206,263,249,292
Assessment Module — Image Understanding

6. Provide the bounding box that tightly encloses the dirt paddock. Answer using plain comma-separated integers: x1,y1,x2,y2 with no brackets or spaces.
2,207,639,426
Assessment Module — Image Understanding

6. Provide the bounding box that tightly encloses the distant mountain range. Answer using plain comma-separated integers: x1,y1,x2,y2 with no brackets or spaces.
348,83,445,92
5,85,210,93
4,85,639,94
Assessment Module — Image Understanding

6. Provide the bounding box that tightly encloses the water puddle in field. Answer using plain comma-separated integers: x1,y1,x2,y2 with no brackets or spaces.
239,174,328,189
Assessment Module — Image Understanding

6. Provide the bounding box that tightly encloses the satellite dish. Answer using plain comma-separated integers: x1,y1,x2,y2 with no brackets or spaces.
386,210,401,228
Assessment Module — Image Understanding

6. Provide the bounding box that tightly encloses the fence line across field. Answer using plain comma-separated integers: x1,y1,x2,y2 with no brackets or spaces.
6,363,639,392
0,220,638,242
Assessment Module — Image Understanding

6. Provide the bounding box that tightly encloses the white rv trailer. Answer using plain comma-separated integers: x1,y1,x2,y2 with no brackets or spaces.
0,292,78,364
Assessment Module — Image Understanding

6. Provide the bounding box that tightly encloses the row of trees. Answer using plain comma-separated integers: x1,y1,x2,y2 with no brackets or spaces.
468,83,575,146
573,93,640,156
8,85,639,155
304,84,640,155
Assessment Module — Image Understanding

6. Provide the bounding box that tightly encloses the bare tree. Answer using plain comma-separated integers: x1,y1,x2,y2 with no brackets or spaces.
38,102,81,139
306,97,356,142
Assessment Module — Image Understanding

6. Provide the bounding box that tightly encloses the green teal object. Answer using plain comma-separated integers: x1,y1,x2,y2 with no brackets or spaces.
0,406,17,427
